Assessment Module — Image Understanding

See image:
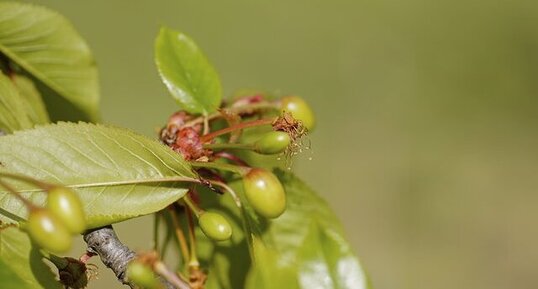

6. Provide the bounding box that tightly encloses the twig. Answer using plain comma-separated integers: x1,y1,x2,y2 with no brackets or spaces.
83,226,186,289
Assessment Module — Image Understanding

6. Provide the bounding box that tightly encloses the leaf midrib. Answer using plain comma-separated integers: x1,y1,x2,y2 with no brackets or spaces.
0,175,200,194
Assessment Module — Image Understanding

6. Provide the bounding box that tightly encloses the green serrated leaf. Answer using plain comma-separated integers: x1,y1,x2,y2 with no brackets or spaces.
0,2,100,121
252,169,372,289
0,122,196,228
245,237,298,289
155,26,222,115
0,72,33,133
0,227,62,289
11,74,50,125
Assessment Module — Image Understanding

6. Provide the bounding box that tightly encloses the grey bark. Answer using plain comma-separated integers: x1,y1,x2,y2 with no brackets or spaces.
83,225,175,289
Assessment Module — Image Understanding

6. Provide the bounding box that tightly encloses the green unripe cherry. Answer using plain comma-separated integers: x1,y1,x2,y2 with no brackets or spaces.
243,168,286,218
126,261,161,289
280,96,315,131
199,212,232,241
254,131,291,155
46,186,86,234
27,209,72,254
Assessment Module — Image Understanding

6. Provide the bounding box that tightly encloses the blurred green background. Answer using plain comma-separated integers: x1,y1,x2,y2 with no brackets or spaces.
24,0,538,288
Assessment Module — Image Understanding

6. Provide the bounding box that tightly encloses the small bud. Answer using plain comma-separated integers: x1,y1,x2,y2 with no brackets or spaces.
57,257,89,289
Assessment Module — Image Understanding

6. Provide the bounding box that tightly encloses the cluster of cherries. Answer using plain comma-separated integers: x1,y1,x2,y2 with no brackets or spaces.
0,178,87,254
158,94,315,242
125,95,315,288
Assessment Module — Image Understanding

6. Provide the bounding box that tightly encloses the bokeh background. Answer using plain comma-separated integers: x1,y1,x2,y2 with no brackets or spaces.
24,0,538,289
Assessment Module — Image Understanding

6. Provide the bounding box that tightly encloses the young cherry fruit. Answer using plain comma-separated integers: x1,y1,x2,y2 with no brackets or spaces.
280,95,316,131
46,186,86,234
27,209,72,254
198,211,232,241
126,261,162,289
243,168,286,219
254,131,291,155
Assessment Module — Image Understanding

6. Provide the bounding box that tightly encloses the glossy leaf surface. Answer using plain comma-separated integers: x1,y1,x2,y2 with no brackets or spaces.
0,2,99,121
0,122,196,228
155,26,222,115
250,170,371,289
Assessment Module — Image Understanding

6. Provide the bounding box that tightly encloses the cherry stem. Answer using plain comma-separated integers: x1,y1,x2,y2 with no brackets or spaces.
190,161,251,176
203,179,256,261
183,101,278,128
208,180,242,209
153,261,191,289
213,151,250,167
168,207,190,265
199,118,274,143
0,172,53,191
185,204,199,267
182,196,202,218
79,252,96,263
153,213,160,252
0,179,37,211
202,115,209,135
203,142,254,151
0,223,17,230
